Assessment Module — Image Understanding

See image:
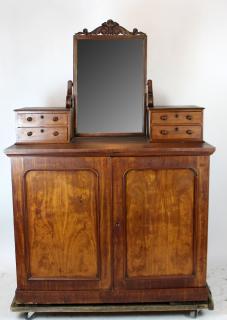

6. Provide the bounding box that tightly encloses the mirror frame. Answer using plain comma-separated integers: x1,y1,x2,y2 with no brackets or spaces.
73,19,147,137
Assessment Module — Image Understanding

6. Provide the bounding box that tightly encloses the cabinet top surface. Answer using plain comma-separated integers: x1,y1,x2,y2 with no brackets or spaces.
14,107,70,112
5,137,215,156
150,105,204,111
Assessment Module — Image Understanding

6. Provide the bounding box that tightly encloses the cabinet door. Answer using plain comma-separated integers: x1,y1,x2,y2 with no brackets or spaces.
113,156,209,290
13,157,112,292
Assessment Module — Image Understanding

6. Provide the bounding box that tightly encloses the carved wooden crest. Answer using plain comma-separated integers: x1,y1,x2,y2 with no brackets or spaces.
76,19,145,36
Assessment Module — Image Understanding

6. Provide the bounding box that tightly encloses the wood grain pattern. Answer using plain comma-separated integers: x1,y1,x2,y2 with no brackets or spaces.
16,127,68,143
113,156,211,292
6,144,215,305
4,137,215,157
5,19,215,308
9,156,112,296
148,107,204,142
26,170,98,278
151,110,203,125
15,108,71,144
17,112,68,127
125,169,194,277
15,286,210,304
151,125,202,141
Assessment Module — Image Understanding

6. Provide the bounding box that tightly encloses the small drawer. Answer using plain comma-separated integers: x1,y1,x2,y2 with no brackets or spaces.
17,113,68,127
16,127,68,143
151,125,202,141
151,111,202,125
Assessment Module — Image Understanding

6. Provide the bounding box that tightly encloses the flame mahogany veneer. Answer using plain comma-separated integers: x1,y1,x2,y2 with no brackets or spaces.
5,137,215,304
5,20,215,312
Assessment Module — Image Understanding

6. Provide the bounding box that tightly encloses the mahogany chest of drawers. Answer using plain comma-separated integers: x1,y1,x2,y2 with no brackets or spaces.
148,106,203,142
15,107,72,143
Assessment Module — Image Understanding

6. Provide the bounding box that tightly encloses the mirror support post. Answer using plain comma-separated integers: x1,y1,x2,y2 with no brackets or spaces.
147,79,153,108
66,80,74,109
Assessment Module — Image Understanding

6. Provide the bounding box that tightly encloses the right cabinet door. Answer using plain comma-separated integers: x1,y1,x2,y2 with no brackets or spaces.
113,156,209,290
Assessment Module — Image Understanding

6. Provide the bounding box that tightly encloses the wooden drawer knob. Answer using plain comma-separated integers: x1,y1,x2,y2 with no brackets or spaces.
186,115,192,120
53,116,59,122
27,117,32,121
186,129,193,135
40,115,44,119
53,131,59,136
27,131,33,136
160,115,168,120
160,130,168,135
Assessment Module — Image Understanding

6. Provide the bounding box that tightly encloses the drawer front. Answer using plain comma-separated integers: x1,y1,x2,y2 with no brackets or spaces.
151,111,202,125
16,127,68,143
17,113,68,127
151,125,202,141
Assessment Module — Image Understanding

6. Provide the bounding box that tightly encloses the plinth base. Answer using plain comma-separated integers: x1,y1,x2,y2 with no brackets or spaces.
11,288,214,319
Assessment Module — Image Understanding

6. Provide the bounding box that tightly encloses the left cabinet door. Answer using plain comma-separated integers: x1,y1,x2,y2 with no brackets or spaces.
12,157,112,298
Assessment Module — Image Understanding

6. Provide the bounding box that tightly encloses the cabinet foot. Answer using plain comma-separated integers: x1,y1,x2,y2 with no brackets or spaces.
189,310,200,318
26,312,35,319
208,286,214,310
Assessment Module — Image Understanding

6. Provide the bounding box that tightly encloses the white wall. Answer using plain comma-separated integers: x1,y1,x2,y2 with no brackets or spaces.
0,0,227,272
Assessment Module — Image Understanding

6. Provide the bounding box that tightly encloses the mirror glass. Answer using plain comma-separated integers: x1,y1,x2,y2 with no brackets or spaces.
76,39,145,134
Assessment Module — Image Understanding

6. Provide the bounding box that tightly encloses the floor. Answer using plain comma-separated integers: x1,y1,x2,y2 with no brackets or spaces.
0,263,226,320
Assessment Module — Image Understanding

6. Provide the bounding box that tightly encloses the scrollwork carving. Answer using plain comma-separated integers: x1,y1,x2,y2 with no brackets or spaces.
75,19,145,36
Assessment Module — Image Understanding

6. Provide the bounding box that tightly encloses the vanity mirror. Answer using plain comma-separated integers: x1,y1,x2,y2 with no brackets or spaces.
73,20,147,136
6,19,215,318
